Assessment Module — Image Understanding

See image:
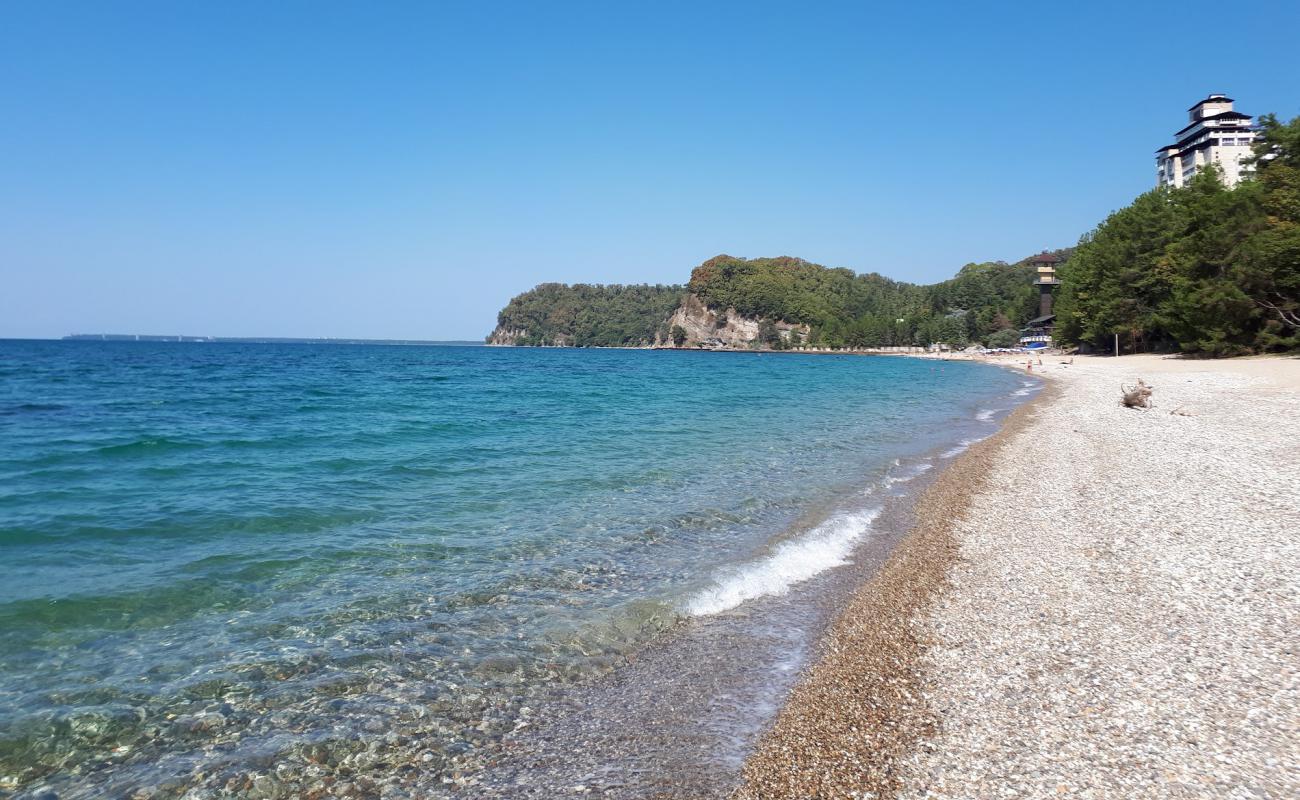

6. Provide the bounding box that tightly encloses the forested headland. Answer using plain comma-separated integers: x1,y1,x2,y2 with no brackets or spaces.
489,254,1055,350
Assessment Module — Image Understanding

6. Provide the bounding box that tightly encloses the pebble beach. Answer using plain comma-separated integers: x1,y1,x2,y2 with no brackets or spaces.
737,354,1300,799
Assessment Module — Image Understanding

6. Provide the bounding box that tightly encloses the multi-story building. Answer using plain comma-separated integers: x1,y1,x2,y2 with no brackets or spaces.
1031,251,1062,318
1156,94,1258,189
1019,252,1063,348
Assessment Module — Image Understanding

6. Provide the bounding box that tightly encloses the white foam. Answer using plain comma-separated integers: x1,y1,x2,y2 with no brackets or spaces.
940,435,988,459
1013,380,1039,397
975,408,995,421
684,508,881,616
881,462,933,488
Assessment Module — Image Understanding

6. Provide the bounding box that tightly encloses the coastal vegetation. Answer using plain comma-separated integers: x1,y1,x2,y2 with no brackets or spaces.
686,254,1050,349
489,283,685,347
1055,114,1300,355
686,255,923,331
492,254,1060,349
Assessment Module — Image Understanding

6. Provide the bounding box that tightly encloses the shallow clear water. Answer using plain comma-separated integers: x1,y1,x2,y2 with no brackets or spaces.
0,341,1026,797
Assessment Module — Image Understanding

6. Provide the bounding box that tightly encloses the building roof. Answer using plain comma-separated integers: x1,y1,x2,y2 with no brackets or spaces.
1174,111,1253,138
1027,314,1056,326
1188,94,1233,112
1159,132,1256,157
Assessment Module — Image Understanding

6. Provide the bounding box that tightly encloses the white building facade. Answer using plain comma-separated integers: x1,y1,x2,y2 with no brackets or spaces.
1156,94,1258,189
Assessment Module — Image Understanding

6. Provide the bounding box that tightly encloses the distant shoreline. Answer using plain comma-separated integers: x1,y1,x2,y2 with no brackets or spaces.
488,342,942,356
52,335,485,346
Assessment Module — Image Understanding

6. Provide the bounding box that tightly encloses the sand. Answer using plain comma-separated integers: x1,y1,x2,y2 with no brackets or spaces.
735,354,1300,799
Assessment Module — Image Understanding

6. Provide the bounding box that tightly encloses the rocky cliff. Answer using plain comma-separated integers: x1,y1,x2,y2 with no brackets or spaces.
485,326,573,347
485,326,524,346
488,292,806,349
655,293,808,349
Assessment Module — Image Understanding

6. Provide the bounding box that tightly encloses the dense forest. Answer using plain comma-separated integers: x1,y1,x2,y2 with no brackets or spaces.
685,255,921,347
1055,113,1300,355
489,283,685,347
685,254,1051,348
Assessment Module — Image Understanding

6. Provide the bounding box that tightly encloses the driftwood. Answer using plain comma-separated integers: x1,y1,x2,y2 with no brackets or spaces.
1170,406,1195,417
1121,379,1154,409
1257,295,1299,329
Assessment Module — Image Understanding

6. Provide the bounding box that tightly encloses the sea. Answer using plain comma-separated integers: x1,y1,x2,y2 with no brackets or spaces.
0,340,1036,798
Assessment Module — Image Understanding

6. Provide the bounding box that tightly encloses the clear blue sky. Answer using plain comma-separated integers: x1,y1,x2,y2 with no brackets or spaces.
3,1,1298,339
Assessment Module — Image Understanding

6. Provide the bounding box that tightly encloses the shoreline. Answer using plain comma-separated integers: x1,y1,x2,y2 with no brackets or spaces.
733,363,1055,798
735,354,1299,798
452,360,1042,798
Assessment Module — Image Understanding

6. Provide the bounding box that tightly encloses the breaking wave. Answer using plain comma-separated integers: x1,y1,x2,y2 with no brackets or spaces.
684,507,881,616
940,435,989,459
1013,380,1039,397
881,462,933,488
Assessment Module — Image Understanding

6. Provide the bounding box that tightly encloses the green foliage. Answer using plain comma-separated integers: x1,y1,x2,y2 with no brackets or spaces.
491,283,685,347
985,328,1021,349
1160,171,1267,355
1056,113,1300,355
924,260,1042,339
1235,114,1300,349
688,255,924,327
493,253,1055,349
1053,188,1185,351
686,254,1053,347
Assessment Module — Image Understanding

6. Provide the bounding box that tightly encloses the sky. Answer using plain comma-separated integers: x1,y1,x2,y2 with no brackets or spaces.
3,1,1298,340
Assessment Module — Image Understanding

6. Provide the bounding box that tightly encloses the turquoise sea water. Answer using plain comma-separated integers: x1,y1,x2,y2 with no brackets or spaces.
0,341,1028,797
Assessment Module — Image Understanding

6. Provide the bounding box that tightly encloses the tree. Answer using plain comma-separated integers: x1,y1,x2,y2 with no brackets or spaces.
1053,188,1184,352
986,329,1020,348
671,325,688,347
1235,114,1300,349
757,320,782,348
1160,168,1266,355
